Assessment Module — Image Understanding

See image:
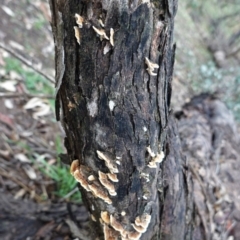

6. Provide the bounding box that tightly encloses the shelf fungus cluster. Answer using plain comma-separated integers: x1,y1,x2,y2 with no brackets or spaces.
92,25,115,47
100,211,151,240
70,160,112,204
146,146,165,168
145,57,159,76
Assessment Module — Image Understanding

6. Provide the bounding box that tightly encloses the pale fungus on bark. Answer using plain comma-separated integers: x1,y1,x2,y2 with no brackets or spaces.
92,26,109,40
98,171,117,196
88,183,112,204
98,19,105,27
135,213,151,229
103,224,119,240
96,150,119,173
88,175,95,181
121,211,126,216
146,146,156,158
127,231,142,240
91,214,97,222
73,170,91,192
110,215,124,233
131,224,146,233
70,159,79,175
110,28,114,46
101,211,110,225
73,26,81,45
74,13,84,28
107,173,119,182
145,57,159,76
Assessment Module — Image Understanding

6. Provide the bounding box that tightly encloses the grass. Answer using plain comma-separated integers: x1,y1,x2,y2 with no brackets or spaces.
37,154,82,202
3,56,82,202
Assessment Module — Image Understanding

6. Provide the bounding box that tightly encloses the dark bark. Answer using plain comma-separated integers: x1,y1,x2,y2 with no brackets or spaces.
49,1,191,239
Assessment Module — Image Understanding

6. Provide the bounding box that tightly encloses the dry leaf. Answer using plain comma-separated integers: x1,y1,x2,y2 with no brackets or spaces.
15,153,31,163
0,80,17,92
23,165,37,180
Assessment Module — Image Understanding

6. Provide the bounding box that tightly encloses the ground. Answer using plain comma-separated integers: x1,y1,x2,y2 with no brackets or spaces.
0,0,239,239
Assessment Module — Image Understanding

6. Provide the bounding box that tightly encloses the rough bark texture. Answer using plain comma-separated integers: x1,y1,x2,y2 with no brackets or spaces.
49,1,191,239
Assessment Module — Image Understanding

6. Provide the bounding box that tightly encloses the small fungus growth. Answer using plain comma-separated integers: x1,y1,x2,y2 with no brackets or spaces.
110,28,114,46
74,26,81,45
75,13,84,28
145,57,159,76
92,26,109,40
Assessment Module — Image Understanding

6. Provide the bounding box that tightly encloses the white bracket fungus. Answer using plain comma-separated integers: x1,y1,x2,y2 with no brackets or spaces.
75,13,84,28
92,26,109,40
74,26,81,45
145,57,159,76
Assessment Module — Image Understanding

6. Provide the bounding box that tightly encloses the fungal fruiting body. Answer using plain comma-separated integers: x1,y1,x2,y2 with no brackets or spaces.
135,213,151,229
147,146,165,168
73,170,91,192
98,19,105,27
70,159,79,175
145,57,159,76
75,13,84,28
107,173,119,182
74,26,81,45
110,28,114,46
101,211,110,224
92,26,109,40
98,171,117,196
88,183,112,204
103,224,119,240
148,151,165,168
96,150,119,174
70,161,113,204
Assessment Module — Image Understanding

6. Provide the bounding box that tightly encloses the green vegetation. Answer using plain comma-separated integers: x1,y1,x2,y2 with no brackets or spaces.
37,154,82,202
174,0,240,122
4,57,82,202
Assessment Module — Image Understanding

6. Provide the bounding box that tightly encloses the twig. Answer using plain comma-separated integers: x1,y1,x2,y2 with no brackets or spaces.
0,92,55,99
0,168,43,202
0,41,55,84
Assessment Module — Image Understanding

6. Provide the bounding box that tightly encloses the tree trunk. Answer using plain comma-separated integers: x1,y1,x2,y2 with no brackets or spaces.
49,0,192,239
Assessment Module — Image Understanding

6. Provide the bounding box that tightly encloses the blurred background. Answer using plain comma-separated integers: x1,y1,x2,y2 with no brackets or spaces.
0,0,239,239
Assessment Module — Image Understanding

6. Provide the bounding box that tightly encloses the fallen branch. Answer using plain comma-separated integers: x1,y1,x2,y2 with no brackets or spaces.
0,42,55,84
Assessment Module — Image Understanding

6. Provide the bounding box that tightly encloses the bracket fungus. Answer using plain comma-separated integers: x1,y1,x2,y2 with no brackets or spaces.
73,170,91,192
101,211,110,225
145,57,159,76
110,28,114,46
92,26,109,41
73,26,81,45
135,213,151,229
75,13,84,28
110,215,125,233
98,171,117,196
88,183,112,204
96,150,119,174
148,151,165,168
103,224,119,240
107,173,119,182
146,146,164,168
70,159,79,175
